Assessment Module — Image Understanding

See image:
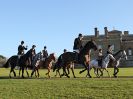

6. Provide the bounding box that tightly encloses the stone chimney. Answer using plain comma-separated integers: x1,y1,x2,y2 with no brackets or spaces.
94,27,99,37
104,27,108,37
124,31,129,36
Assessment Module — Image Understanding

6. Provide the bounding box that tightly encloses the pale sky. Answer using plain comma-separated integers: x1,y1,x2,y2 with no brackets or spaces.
0,0,133,57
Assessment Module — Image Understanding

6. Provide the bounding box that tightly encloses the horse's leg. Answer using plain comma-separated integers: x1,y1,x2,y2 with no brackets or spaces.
67,68,70,75
71,63,76,78
34,68,38,77
63,66,70,78
60,66,65,77
113,66,119,78
9,68,13,78
46,65,51,78
26,67,29,77
19,67,21,77
80,55,90,74
97,68,100,77
13,70,16,77
47,69,50,78
99,69,103,77
31,68,35,77
94,68,99,78
37,68,40,78
79,63,87,74
21,66,25,78
87,66,92,78
105,68,110,78
58,69,61,78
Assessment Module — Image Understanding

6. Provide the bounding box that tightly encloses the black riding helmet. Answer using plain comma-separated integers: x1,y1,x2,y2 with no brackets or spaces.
78,33,83,37
64,49,67,52
44,46,47,49
21,41,24,44
32,45,36,48
108,45,112,48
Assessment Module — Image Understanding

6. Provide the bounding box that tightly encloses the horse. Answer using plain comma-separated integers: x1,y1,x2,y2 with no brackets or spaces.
57,40,98,78
113,50,127,77
3,52,31,78
89,54,116,78
53,54,70,78
31,53,56,78
30,52,43,78
90,50,127,77
45,53,56,78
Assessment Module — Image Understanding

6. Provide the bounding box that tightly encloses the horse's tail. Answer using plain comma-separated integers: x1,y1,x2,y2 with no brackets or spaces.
3,58,10,68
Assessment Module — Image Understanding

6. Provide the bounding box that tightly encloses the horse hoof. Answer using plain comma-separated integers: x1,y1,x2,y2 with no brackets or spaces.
48,76,51,79
74,76,76,78
79,71,82,74
67,76,70,78
22,76,25,78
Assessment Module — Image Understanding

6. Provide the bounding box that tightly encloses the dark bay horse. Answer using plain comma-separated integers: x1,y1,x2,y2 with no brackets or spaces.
56,40,98,78
53,54,72,78
3,52,32,78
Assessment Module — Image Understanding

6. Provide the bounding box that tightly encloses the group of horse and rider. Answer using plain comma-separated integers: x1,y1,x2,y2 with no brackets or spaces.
17,41,48,65
3,33,127,78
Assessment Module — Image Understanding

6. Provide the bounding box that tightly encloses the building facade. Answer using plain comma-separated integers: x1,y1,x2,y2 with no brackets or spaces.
82,27,133,67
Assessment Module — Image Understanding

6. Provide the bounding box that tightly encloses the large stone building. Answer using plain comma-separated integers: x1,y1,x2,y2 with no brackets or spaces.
82,27,133,67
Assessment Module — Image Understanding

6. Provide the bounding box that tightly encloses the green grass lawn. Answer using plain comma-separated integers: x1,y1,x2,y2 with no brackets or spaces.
0,68,133,99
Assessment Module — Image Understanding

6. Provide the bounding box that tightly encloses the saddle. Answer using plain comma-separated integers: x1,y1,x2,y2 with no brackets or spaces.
73,51,79,62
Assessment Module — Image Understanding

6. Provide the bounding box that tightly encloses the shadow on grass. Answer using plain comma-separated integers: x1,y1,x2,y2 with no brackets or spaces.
0,76,133,79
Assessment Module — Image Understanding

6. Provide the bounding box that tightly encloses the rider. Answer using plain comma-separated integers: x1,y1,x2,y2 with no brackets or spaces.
17,41,28,66
18,41,28,57
26,45,36,67
107,45,115,67
73,33,83,53
97,49,103,68
42,46,48,61
107,45,113,55
73,33,83,61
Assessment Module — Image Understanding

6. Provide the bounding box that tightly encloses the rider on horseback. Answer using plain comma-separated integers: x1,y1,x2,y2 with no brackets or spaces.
17,41,28,66
73,33,83,53
42,46,48,61
18,41,28,57
107,45,115,67
97,49,103,68
26,45,36,67
107,45,113,55
73,33,83,61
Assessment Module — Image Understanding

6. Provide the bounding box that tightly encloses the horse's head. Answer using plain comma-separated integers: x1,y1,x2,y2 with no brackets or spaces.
84,40,98,51
108,54,116,62
50,53,56,62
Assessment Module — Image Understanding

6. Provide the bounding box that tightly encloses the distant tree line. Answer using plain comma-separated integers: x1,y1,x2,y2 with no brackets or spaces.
0,55,6,67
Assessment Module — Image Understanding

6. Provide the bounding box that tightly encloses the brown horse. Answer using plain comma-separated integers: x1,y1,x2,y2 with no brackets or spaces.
57,40,98,78
31,53,56,78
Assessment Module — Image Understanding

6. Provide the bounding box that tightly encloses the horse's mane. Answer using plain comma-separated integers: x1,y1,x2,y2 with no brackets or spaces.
113,50,122,56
